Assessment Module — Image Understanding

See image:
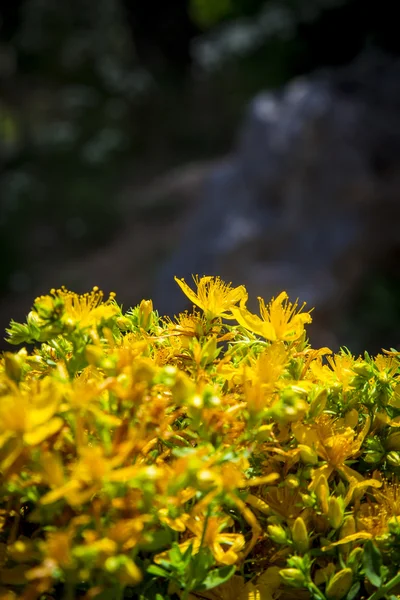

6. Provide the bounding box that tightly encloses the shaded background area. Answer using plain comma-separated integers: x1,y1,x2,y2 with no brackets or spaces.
0,0,399,352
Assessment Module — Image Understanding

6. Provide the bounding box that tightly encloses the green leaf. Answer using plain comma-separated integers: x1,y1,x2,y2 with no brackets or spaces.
347,581,361,600
147,565,169,578
363,540,383,588
196,565,236,591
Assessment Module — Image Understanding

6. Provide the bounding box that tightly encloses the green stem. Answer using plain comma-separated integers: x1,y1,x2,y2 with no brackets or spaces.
308,581,327,600
367,571,400,600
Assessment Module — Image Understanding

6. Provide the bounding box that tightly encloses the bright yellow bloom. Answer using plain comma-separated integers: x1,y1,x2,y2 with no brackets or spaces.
0,378,62,448
309,353,359,392
292,414,371,488
34,286,118,330
231,292,312,342
174,276,247,320
355,480,400,537
155,514,245,565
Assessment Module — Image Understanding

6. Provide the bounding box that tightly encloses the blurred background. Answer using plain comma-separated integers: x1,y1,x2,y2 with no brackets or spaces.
1,0,400,352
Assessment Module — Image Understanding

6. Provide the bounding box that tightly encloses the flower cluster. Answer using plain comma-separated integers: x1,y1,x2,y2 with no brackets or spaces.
1,277,400,600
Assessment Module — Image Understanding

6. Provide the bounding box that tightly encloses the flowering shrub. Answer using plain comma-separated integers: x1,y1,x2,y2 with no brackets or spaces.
1,277,400,600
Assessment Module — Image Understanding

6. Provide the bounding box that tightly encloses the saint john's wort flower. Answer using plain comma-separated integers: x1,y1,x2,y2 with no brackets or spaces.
174,276,247,320
231,292,312,342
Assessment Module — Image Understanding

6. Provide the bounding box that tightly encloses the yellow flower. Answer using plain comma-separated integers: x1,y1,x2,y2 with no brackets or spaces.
0,378,62,448
155,514,245,565
34,286,118,330
174,276,247,320
292,414,371,488
356,480,400,537
309,353,358,392
231,292,312,342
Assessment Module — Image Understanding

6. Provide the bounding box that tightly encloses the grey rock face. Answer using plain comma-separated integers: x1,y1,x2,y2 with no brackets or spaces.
153,52,400,347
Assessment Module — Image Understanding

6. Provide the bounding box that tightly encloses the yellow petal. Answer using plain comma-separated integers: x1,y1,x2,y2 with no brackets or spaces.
174,277,202,309
23,417,63,446
231,306,275,340
322,531,372,551
40,480,81,505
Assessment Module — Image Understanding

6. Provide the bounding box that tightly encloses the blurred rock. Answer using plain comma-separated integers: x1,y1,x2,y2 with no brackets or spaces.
1,51,400,351
153,51,400,348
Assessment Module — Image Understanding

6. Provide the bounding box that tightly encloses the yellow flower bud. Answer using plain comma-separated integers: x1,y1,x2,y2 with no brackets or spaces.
267,524,288,545
315,474,329,515
387,451,400,467
286,475,300,489
116,315,132,331
279,568,306,588
298,444,319,465
352,362,371,378
119,557,143,586
339,516,356,555
327,496,344,530
344,409,359,428
4,352,23,382
386,431,400,451
325,568,353,600
138,299,153,330
292,517,310,554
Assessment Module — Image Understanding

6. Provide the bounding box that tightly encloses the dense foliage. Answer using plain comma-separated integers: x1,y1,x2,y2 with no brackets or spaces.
1,277,400,599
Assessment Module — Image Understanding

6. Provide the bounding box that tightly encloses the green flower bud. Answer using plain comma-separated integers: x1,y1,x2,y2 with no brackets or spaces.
325,568,353,600
386,431,400,451
279,568,306,588
4,352,23,382
267,524,288,545
292,517,310,554
352,362,371,378
387,451,400,467
315,474,329,515
328,496,344,530
138,299,153,330
339,516,356,555
286,475,300,489
344,409,359,428
298,444,319,465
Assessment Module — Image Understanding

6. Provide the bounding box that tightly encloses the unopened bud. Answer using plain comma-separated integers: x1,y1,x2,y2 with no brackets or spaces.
315,474,329,515
286,475,300,489
291,517,309,554
119,557,143,586
327,496,344,530
339,516,356,555
352,362,371,378
279,568,306,588
387,451,400,467
344,409,359,429
298,444,319,466
138,299,153,330
267,524,288,545
4,352,23,382
325,568,353,600
386,431,400,451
